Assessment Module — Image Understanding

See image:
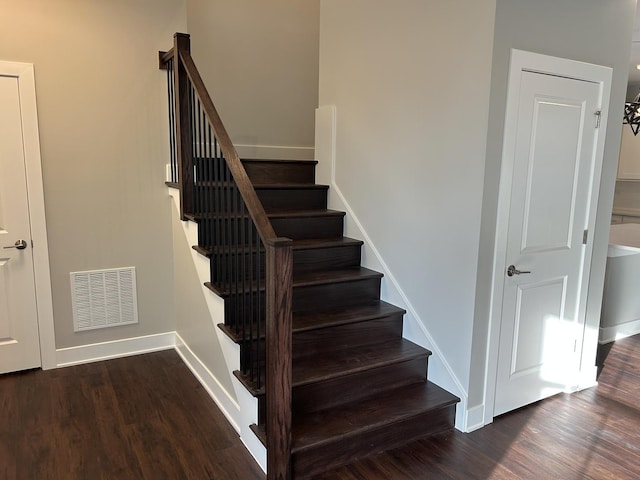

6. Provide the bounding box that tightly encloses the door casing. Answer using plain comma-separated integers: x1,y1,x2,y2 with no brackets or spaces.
0,60,55,370
484,49,612,424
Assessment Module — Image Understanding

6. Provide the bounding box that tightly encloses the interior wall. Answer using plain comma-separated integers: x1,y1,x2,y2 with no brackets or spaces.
470,0,635,411
318,0,496,393
0,0,187,348
186,0,320,151
171,200,237,404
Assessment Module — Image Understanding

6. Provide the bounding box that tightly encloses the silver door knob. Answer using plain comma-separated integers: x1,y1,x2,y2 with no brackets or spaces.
3,239,28,250
507,264,531,277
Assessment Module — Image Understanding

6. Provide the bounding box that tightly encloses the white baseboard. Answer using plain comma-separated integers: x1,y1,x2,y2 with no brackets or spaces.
234,144,314,160
599,318,640,344
174,332,241,433
56,331,176,368
463,404,486,432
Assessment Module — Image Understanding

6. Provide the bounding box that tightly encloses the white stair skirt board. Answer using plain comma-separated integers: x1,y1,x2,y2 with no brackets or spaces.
168,185,266,473
314,106,469,430
174,332,241,433
56,332,175,367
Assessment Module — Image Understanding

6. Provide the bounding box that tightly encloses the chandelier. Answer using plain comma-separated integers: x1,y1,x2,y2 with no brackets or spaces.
624,93,640,135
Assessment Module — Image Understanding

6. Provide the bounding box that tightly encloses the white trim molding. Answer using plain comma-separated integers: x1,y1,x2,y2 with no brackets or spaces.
174,332,241,433
56,332,175,367
0,60,56,370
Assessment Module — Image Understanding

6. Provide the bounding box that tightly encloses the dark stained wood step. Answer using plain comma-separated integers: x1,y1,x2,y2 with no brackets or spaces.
194,183,329,212
236,338,430,396
218,301,405,344
193,236,363,274
186,208,345,241
193,157,318,185
241,158,317,184
251,381,459,478
206,266,382,300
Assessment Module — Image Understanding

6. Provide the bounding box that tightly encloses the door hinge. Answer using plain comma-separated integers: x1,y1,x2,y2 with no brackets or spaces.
583,229,588,245
595,110,601,128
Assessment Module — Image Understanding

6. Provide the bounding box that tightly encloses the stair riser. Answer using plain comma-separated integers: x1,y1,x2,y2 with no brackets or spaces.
271,215,344,240
294,244,362,273
293,277,381,312
193,187,328,214
196,215,344,245
258,355,428,423
208,244,362,284
192,158,317,184
216,276,382,328
244,314,406,392
293,315,404,356
257,188,327,212
292,405,456,479
242,160,316,184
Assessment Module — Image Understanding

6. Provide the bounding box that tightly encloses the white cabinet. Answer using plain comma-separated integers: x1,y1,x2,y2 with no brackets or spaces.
618,128,640,180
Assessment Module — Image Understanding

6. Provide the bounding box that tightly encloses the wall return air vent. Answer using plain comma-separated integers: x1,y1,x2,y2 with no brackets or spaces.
70,267,139,332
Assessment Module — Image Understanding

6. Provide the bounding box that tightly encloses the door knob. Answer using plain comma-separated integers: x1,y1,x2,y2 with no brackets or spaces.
507,264,531,277
3,239,28,250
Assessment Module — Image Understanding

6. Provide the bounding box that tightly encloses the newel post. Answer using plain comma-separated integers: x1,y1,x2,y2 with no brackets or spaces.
266,238,293,480
173,33,193,220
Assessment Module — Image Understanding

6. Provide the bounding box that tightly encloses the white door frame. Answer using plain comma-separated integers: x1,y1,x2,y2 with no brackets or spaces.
483,50,612,424
1,60,56,370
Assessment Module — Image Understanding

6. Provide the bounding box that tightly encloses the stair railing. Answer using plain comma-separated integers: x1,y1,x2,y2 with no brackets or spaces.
160,33,292,480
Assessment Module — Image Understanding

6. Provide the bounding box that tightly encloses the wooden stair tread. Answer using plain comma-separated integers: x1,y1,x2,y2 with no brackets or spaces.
219,301,405,343
185,208,345,221
251,381,459,452
292,301,404,332
206,266,382,296
193,236,364,258
241,158,318,165
237,338,431,395
293,338,430,384
195,181,329,190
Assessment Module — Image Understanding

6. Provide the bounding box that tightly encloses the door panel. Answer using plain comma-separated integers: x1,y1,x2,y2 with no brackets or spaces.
494,70,600,416
522,99,582,252
511,277,566,377
0,74,41,374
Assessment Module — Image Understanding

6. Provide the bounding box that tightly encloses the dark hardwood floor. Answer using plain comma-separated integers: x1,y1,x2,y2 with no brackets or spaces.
2,334,640,479
0,351,264,480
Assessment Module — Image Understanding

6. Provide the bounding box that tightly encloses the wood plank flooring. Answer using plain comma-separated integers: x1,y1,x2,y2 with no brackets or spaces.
2,334,640,479
0,351,264,480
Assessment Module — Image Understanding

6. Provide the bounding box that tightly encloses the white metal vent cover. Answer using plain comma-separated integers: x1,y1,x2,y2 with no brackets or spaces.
70,267,139,332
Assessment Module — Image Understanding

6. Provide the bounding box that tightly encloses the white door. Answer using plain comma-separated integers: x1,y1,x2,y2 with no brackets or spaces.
0,73,42,374
493,67,603,416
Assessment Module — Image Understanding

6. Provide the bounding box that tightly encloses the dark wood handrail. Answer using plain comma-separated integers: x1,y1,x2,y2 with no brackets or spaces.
160,33,292,480
178,51,279,244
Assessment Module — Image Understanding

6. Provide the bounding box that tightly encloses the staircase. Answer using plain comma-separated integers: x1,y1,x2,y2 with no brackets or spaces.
189,158,459,478
160,33,459,479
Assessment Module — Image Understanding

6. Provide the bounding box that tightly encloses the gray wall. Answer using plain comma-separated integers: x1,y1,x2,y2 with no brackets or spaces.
186,0,320,153
0,0,187,348
319,0,497,397
470,0,635,410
